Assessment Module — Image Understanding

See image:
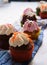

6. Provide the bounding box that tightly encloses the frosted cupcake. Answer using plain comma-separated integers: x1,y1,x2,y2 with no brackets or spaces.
21,8,37,27
0,24,17,50
9,32,34,62
36,1,46,16
23,20,40,40
40,3,47,19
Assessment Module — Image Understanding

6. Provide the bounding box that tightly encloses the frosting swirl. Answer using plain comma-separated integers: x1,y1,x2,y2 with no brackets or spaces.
40,4,47,12
9,32,29,47
0,24,16,35
38,1,47,12
23,20,39,32
39,1,46,4
23,8,35,17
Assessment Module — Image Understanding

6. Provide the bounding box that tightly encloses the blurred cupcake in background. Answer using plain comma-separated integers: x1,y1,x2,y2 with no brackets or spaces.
36,1,46,16
39,3,47,19
0,24,17,50
21,8,37,27
9,32,34,62
23,20,40,40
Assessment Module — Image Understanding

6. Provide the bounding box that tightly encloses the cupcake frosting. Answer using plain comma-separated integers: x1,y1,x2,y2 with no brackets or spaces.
23,20,39,32
39,1,46,5
39,1,47,12
0,24,16,35
38,1,46,7
9,32,29,47
40,4,47,12
23,8,35,17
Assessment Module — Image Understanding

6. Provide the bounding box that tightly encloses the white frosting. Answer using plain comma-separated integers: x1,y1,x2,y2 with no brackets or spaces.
25,11,35,17
38,1,46,7
0,24,16,35
39,1,46,4
9,32,29,47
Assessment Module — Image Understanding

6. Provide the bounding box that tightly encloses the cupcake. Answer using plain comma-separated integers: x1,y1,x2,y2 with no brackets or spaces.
23,20,40,40
40,3,47,19
36,1,46,16
0,24,17,50
9,32,34,62
21,8,37,27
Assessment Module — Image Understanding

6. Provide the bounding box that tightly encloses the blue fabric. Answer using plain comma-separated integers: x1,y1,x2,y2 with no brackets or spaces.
0,30,43,65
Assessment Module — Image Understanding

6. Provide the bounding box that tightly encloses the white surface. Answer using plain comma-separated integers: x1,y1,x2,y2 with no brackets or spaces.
0,2,47,65
0,2,38,24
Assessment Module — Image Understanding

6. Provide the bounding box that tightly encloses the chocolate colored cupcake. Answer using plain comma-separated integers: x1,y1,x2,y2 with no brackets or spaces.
21,8,37,27
9,32,34,62
23,20,40,40
0,24,17,50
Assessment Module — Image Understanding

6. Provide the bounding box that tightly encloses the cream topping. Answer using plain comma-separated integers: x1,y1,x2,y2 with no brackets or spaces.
0,24,16,35
23,8,35,16
38,1,46,8
38,1,47,12
39,1,46,4
25,11,35,17
9,32,29,47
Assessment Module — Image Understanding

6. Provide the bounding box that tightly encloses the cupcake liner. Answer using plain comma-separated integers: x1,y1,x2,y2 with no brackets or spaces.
40,12,47,19
0,34,12,50
9,46,33,62
9,38,34,62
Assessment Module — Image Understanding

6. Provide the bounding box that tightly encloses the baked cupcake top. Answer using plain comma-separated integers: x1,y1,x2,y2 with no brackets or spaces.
0,24,17,35
23,20,40,32
23,8,35,17
9,32,30,47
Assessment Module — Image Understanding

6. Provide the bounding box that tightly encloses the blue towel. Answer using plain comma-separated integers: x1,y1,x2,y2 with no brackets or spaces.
0,30,43,65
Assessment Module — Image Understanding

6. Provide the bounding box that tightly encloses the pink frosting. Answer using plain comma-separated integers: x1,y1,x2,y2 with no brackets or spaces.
23,20,39,32
23,8,33,15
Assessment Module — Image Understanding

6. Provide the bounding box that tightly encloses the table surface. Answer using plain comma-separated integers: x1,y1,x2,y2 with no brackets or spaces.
0,2,47,65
